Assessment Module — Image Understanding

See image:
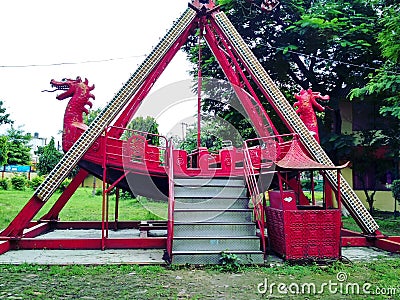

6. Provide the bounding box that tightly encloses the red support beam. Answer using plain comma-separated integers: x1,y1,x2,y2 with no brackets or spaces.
0,241,10,255
373,238,400,253
53,221,167,230
1,195,47,237
17,238,166,250
109,18,198,134
22,222,51,238
341,236,369,247
40,169,89,221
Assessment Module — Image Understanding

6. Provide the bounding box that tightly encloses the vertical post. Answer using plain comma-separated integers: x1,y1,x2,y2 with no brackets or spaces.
101,179,107,250
101,129,107,251
197,21,203,150
311,171,315,205
114,188,120,230
337,169,341,210
106,187,109,239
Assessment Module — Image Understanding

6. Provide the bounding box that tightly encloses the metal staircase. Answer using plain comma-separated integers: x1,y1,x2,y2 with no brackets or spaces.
171,177,264,264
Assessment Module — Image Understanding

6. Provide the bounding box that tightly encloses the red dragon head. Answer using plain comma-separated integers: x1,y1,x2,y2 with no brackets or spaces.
48,76,95,101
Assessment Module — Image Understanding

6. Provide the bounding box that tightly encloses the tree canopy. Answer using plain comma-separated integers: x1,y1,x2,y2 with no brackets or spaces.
36,137,63,176
0,101,13,127
185,0,383,132
351,3,400,119
183,0,398,165
123,116,160,145
6,127,31,165
0,100,13,166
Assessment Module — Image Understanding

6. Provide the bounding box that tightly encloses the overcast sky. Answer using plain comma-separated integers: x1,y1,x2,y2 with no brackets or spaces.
0,0,195,142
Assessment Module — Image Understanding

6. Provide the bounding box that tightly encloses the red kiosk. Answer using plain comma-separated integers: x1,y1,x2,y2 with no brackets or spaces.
262,135,346,260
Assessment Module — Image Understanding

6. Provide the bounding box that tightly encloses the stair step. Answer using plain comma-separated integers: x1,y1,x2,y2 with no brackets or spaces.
173,222,257,237
172,236,260,251
174,177,245,187
171,250,265,265
174,185,246,198
174,197,250,209
174,209,253,223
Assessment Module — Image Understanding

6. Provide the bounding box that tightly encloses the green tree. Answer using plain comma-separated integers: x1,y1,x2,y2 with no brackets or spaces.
0,101,13,126
123,116,160,145
184,0,385,154
0,100,13,166
36,137,63,176
0,136,8,166
6,127,31,165
83,108,102,125
177,116,244,153
351,4,400,119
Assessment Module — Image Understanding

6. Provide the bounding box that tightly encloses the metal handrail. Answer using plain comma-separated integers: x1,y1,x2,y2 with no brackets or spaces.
105,126,168,168
242,141,267,255
166,141,175,262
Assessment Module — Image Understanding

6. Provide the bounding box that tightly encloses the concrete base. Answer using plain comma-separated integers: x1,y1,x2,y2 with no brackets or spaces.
0,229,398,265
0,249,165,265
0,247,397,265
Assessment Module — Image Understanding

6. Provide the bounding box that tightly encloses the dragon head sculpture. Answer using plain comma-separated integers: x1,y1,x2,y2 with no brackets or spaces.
47,76,95,118
45,76,96,149
49,76,95,101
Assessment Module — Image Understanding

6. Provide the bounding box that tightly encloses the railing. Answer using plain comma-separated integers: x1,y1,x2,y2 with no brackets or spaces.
103,126,168,171
242,134,294,255
243,140,267,255
166,142,175,262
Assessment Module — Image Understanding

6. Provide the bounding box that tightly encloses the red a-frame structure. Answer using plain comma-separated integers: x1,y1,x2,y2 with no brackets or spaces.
1,0,399,261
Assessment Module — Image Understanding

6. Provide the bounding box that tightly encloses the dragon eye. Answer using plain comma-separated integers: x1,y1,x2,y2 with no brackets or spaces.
62,78,67,82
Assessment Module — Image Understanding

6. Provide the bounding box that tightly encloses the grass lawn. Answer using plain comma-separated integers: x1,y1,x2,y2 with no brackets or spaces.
1,260,400,299
1,189,400,299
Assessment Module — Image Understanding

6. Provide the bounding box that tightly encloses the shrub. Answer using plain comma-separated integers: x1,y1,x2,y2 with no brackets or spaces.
0,178,10,190
29,175,45,190
218,251,242,272
11,174,27,190
95,188,102,196
57,178,72,192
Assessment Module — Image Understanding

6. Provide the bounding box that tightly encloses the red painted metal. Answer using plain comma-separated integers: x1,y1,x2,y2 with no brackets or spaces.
372,238,400,253
109,21,197,135
0,241,10,255
341,229,400,252
40,169,89,221
166,143,175,260
22,223,51,238
243,141,266,255
1,195,47,237
17,238,166,250
204,23,278,138
53,221,167,230
266,207,342,260
2,2,399,261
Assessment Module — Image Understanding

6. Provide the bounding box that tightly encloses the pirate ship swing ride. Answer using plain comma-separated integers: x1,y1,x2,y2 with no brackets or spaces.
1,0,399,263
